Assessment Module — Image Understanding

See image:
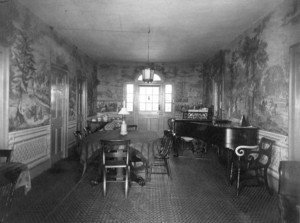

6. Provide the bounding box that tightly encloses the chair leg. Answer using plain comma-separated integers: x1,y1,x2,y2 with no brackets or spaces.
263,168,273,195
103,168,107,197
81,163,87,177
125,167,129,198
255,169,260,185
229,162,234,185
166,159,171,178
236,167,241,196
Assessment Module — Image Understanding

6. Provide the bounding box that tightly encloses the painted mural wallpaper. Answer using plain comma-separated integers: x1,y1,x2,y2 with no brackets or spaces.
2,2,97,131
204,0,300,136
96,62,203,116
6,5,51,132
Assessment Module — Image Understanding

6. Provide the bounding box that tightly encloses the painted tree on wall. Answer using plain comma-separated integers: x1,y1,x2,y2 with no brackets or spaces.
238,35,268,120
9,15,50,131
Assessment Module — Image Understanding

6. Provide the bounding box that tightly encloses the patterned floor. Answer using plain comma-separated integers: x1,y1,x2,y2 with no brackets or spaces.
5,150,280,223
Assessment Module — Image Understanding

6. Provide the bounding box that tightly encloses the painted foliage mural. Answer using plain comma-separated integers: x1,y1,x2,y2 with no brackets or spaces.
204,0,300,136
96,62,203,115
8,9,51,131
2,2,97,131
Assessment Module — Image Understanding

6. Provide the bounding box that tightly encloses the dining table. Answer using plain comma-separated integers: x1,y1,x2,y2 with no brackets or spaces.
80,129,160,183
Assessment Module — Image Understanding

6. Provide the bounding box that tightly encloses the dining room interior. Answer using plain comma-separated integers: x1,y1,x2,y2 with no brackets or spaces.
1,0,300,222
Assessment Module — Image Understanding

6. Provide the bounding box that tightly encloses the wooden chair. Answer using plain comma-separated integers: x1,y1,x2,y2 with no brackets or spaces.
229,137,274,196
101,139,131,198
73,131,83,156
150,130,173,178
167,118,175,131
278,161,300,223
83,127,92,136
0,149,14,222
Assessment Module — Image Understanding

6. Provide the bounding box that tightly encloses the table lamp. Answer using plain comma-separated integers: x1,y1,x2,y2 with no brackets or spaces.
118,106,129,135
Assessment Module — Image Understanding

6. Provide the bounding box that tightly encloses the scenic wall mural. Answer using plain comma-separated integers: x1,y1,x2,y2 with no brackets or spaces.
96,62,203,116
2,2,97,131
204,0,299,136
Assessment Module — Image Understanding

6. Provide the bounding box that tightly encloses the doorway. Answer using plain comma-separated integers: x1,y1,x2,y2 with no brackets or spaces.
0,46,9,151
50,65,67,164
77,78,87,131
136,84,162,133
133,74,174,136
289,43,300,160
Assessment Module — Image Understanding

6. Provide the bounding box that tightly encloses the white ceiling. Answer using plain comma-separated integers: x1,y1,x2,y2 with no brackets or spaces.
17,0,283,63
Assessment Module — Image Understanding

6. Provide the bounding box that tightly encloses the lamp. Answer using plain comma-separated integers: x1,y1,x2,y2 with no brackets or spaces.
118,105,129,135
142,28,154,83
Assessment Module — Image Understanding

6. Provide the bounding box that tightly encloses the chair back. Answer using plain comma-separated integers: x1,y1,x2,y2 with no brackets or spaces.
167,118,175,131
83,127,92,136
256,137,274,166
0,149,12,163
278,161,300,197
73,130,82,140
159,131,173,157
101,139,131,166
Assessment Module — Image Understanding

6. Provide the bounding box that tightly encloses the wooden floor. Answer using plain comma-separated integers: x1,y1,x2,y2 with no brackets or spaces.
4,150,280,223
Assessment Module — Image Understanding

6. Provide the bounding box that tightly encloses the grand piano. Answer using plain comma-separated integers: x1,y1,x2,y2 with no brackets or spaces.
173,119,258,167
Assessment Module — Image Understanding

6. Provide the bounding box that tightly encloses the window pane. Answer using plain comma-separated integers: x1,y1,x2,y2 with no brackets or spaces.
152,103,159,111
165,103,171,112
138,74,161,81
127,103,133,112
164,84,172,112
140,95,147,102
140,103,145,111
146,87,152,94
153,95,159,102
165,94,172,102
153,87,159,94
127,94,133,102
127,84,134,93
146,103,152,111
165,84,172,93
140,87,146,94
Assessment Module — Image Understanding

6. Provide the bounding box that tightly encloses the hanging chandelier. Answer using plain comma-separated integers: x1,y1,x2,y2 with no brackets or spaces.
142,28,154,83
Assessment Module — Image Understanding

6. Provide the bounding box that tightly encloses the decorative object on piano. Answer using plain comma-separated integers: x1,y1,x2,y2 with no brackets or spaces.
118,102,130,135
183,107,210,120
240,115,250,127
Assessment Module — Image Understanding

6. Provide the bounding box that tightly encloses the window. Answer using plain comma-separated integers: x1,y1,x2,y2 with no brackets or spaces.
139,86,160,111
165,84,172,112
126,84,134,112
138,74,161,81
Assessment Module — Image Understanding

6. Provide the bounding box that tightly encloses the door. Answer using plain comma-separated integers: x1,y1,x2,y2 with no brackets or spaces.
136,85,162,134
0,46,9,151
51,65,67,164
77,78,84,131
289,43,300,160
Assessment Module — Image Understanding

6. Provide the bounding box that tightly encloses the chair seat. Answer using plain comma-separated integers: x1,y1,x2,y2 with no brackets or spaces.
181,136,193,142
105,160,127,168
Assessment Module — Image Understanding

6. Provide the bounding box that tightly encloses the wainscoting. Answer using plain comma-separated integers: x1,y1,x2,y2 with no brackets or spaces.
8,126,51,178
8,120,78,179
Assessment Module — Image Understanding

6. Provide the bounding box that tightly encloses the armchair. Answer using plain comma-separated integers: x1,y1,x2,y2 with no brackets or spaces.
278,161,300,223
229,137,274,196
